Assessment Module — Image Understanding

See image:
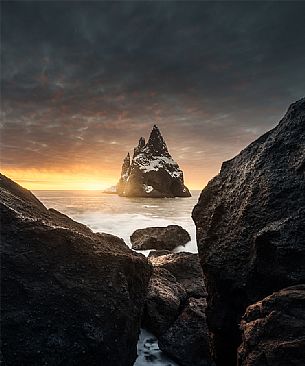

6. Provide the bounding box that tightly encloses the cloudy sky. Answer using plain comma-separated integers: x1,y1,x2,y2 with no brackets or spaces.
1,1,305,189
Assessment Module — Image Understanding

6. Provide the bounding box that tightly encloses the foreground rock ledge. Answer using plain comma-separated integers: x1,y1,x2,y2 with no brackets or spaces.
192,98,305,366
0,173,152,366
238,285,305,366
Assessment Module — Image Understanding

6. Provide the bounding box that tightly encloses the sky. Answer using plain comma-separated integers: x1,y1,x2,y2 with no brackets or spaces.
1,1,305,190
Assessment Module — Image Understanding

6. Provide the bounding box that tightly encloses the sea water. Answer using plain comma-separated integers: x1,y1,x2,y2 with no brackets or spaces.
34,190,201,366
34,190,200,253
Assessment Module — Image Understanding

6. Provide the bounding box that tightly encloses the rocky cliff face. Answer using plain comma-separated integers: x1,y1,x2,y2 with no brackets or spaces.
0,174,152,366
192,98,305,365
117,125,191,197
238,285,305,366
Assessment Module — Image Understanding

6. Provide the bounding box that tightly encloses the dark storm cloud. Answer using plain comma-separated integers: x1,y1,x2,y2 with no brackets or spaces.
1,1,305,184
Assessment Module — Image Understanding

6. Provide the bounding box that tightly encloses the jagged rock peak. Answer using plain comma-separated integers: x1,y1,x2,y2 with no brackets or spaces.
134,137,146,157
139,136,146,147
116,124,191,198
120,153,130,180
146,124,170,156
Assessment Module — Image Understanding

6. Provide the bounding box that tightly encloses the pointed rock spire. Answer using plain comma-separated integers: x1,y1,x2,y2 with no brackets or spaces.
117,124,191,197
120,152,130,179
147,125,169,156
133,137,146,157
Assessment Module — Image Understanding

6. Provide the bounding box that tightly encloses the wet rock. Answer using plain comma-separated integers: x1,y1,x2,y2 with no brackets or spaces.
142,267,187,336
192,98,305,365
117,125,191,198
238,285,305,366
131,225,191,251
0,173,152,366
159,297,213,366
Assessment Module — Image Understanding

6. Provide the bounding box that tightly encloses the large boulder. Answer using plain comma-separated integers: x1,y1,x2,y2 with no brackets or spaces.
143,252,212,365
0,173,152,366
131,225,191,251
142,267,187,336
149,252,207,298
117,125,191,198
192,98,305,365
159,297,213,366
238,285,305,366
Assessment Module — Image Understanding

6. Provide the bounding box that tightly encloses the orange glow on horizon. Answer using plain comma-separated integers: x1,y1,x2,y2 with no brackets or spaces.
1,167,210,191
1,168,116,191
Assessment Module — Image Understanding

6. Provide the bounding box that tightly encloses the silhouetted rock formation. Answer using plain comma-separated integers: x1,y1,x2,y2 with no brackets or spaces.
192,98,305,366
131,225,191,251
142,252,212,366
238,285,305,366
0,173,152,366
117,125,191,197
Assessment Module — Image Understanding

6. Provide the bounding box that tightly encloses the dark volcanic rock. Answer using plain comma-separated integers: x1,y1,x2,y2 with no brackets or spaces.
131,225,191,251
0,173,152,366
148,250,172,258
142,267,187,336
117,125,191,198
238,285,305,366
143,252,211,365
149,252,207,298
159,297,213,366
192,98,305,365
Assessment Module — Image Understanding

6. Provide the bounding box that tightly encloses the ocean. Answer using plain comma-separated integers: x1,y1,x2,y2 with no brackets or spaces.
33,190,201,366
33,190,201,254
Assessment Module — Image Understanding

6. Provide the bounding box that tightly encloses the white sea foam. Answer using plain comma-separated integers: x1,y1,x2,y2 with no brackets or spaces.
134,328,179,366
34,190,200,253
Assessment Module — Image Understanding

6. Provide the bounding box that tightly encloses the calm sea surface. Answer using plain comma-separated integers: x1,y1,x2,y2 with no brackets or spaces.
33,190,201,365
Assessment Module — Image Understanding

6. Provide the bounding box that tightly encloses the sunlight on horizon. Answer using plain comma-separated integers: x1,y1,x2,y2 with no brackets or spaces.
2,168,114,191
2,168,205,191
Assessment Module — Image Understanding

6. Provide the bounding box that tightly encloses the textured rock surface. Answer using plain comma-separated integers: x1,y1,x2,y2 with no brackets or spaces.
148,250,172,258
149,252,207,298
143,252,212,365
131,225,191,251
142,267,187,336
0,174,152,366
192,98,305,365
159,297,212,366
117,125,191,197
238,285,305,366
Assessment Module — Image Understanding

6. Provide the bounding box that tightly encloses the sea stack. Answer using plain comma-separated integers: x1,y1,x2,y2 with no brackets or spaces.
117,125,191,198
